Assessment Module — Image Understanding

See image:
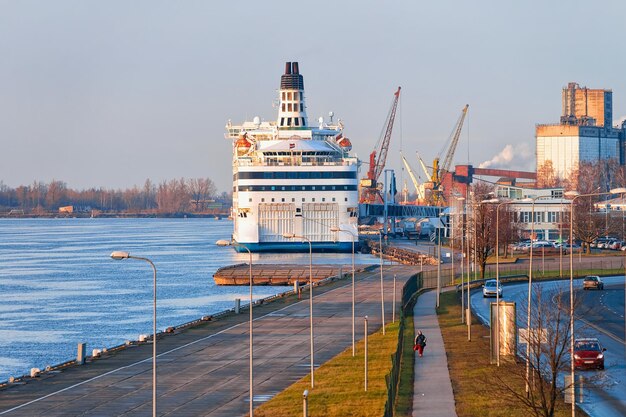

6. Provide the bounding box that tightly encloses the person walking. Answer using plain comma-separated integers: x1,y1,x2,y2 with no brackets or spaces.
414,330,427,357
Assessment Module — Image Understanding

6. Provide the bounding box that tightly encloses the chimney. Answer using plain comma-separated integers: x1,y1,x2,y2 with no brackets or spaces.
285,62,292,75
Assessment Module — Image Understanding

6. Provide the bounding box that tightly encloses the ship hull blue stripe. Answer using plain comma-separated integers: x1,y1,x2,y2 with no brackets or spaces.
232,241,358,253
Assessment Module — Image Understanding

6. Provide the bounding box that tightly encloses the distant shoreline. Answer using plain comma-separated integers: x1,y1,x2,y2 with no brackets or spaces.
0,212,231,219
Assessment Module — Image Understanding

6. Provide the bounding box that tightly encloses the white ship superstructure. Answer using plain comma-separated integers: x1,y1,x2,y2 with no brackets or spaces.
225,62,359,252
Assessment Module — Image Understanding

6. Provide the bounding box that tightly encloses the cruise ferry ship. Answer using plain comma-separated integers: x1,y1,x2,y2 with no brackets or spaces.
225,62,359,252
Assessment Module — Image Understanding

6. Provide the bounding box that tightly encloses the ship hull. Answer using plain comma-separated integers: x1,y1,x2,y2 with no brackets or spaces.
233,241,358,253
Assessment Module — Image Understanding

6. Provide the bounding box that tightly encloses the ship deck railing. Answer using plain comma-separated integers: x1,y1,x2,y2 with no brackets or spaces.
236,158,356,167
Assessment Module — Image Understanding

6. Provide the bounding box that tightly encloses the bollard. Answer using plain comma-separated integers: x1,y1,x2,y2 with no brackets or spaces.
294,280,300,299
338,266,343,279
364,316,368,392
302,389,309,417
235,298,241,314
77,342,86,365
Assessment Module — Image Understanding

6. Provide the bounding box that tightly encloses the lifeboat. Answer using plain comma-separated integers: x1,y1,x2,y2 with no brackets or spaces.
236,133,252,155
336,135,352,151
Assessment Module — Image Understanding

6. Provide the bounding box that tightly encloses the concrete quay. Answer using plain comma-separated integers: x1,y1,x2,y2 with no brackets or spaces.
0,264,417,417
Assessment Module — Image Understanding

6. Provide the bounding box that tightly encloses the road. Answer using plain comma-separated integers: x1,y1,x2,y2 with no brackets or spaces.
470,277,626,417
0,265,412,417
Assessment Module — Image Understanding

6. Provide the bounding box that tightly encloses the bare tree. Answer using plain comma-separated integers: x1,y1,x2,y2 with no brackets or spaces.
492,287,574,417
536,160,563,188
569,195,605,253
470,182,496,278
187,178,217,212
46,180,67,209
498,206,520,258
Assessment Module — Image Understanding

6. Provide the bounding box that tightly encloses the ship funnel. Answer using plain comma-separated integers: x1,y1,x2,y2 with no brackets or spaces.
278,61,308,129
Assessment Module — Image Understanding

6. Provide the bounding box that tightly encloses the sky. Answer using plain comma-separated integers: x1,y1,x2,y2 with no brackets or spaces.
2,0,626,194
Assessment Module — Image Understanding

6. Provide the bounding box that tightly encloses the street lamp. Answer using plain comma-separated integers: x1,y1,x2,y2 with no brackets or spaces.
216,240,254,416
330,226,357,356
564,186,626,416
436,213,442,308
523,194,550,395
283,233,315,387
455,197,466,324
481,197,508,367
110,251,157,417
378,230,386,335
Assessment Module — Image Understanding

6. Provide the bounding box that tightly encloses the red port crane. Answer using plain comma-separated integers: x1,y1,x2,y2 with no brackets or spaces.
359,86,401,204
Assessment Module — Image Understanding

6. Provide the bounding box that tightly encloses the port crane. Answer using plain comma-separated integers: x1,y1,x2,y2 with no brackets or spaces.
400,152,425,202
426,104,469,205
359,87,401,204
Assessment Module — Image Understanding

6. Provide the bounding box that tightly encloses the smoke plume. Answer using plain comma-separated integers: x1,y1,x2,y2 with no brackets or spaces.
478,143,534,170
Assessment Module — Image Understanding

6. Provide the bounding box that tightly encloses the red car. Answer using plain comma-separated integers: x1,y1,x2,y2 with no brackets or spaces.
573,338,606,370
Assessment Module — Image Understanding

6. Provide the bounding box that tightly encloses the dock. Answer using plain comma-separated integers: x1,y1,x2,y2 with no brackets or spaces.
213,263,368,285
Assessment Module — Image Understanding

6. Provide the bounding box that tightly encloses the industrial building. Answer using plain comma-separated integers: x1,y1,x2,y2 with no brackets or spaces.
536,82,626,179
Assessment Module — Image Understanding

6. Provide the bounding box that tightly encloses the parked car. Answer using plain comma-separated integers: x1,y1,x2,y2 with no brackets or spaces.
583,275,604,290
532,241,554,248
512,241,530,251
573,338,606,370
482,279,503,298
593,237,619,249
608,240,623,250
561,243,582,253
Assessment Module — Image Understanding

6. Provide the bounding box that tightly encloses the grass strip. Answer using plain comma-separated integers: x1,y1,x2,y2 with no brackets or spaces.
255,321,400,417
438,291,583,417
393,311,415,416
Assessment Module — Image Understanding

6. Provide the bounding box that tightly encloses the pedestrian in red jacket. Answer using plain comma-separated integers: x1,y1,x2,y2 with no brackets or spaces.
414,331,427,357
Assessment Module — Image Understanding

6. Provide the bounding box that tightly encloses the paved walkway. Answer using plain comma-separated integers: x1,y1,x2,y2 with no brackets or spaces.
412,290,457,417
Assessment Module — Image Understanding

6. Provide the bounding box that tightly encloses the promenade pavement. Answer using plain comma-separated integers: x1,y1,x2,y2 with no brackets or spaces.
412,290,457,417
0,264,414,417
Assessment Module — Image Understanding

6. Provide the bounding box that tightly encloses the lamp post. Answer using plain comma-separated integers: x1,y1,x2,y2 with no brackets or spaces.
330,226,357,356
564,187,626,416
110,251,157,417
455,197,466,324
215,240,254,416
524,195,550,396
481,198,509,367
378,230,386,335
467,195,476,341
436,213,442,308
283,233,315,387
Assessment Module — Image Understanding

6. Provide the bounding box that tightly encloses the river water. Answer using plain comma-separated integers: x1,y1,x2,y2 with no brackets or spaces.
0,218,376,382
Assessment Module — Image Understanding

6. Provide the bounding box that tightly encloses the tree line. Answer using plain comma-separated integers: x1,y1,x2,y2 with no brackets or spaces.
0,178,231,215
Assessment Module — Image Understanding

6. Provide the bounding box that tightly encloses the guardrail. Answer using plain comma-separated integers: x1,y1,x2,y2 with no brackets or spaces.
384,272,421,417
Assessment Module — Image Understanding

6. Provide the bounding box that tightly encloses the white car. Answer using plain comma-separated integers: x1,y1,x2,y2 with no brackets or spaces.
482,279,503,298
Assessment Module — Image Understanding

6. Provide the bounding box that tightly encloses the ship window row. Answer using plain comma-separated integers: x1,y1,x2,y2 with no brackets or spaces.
281,103,305,112
235,171,357,180
282,91,303,101
263,151,335,156
238,185,357,192
280,117,306,127
258,197,343,203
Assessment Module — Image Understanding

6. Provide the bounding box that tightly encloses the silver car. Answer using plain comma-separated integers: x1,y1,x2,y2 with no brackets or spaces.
482,279,503,298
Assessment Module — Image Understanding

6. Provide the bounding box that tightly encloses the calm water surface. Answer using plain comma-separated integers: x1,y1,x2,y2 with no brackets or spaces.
0,218,376,381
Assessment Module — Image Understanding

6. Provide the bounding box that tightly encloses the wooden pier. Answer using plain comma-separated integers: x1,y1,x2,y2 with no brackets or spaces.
213,263,368,286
